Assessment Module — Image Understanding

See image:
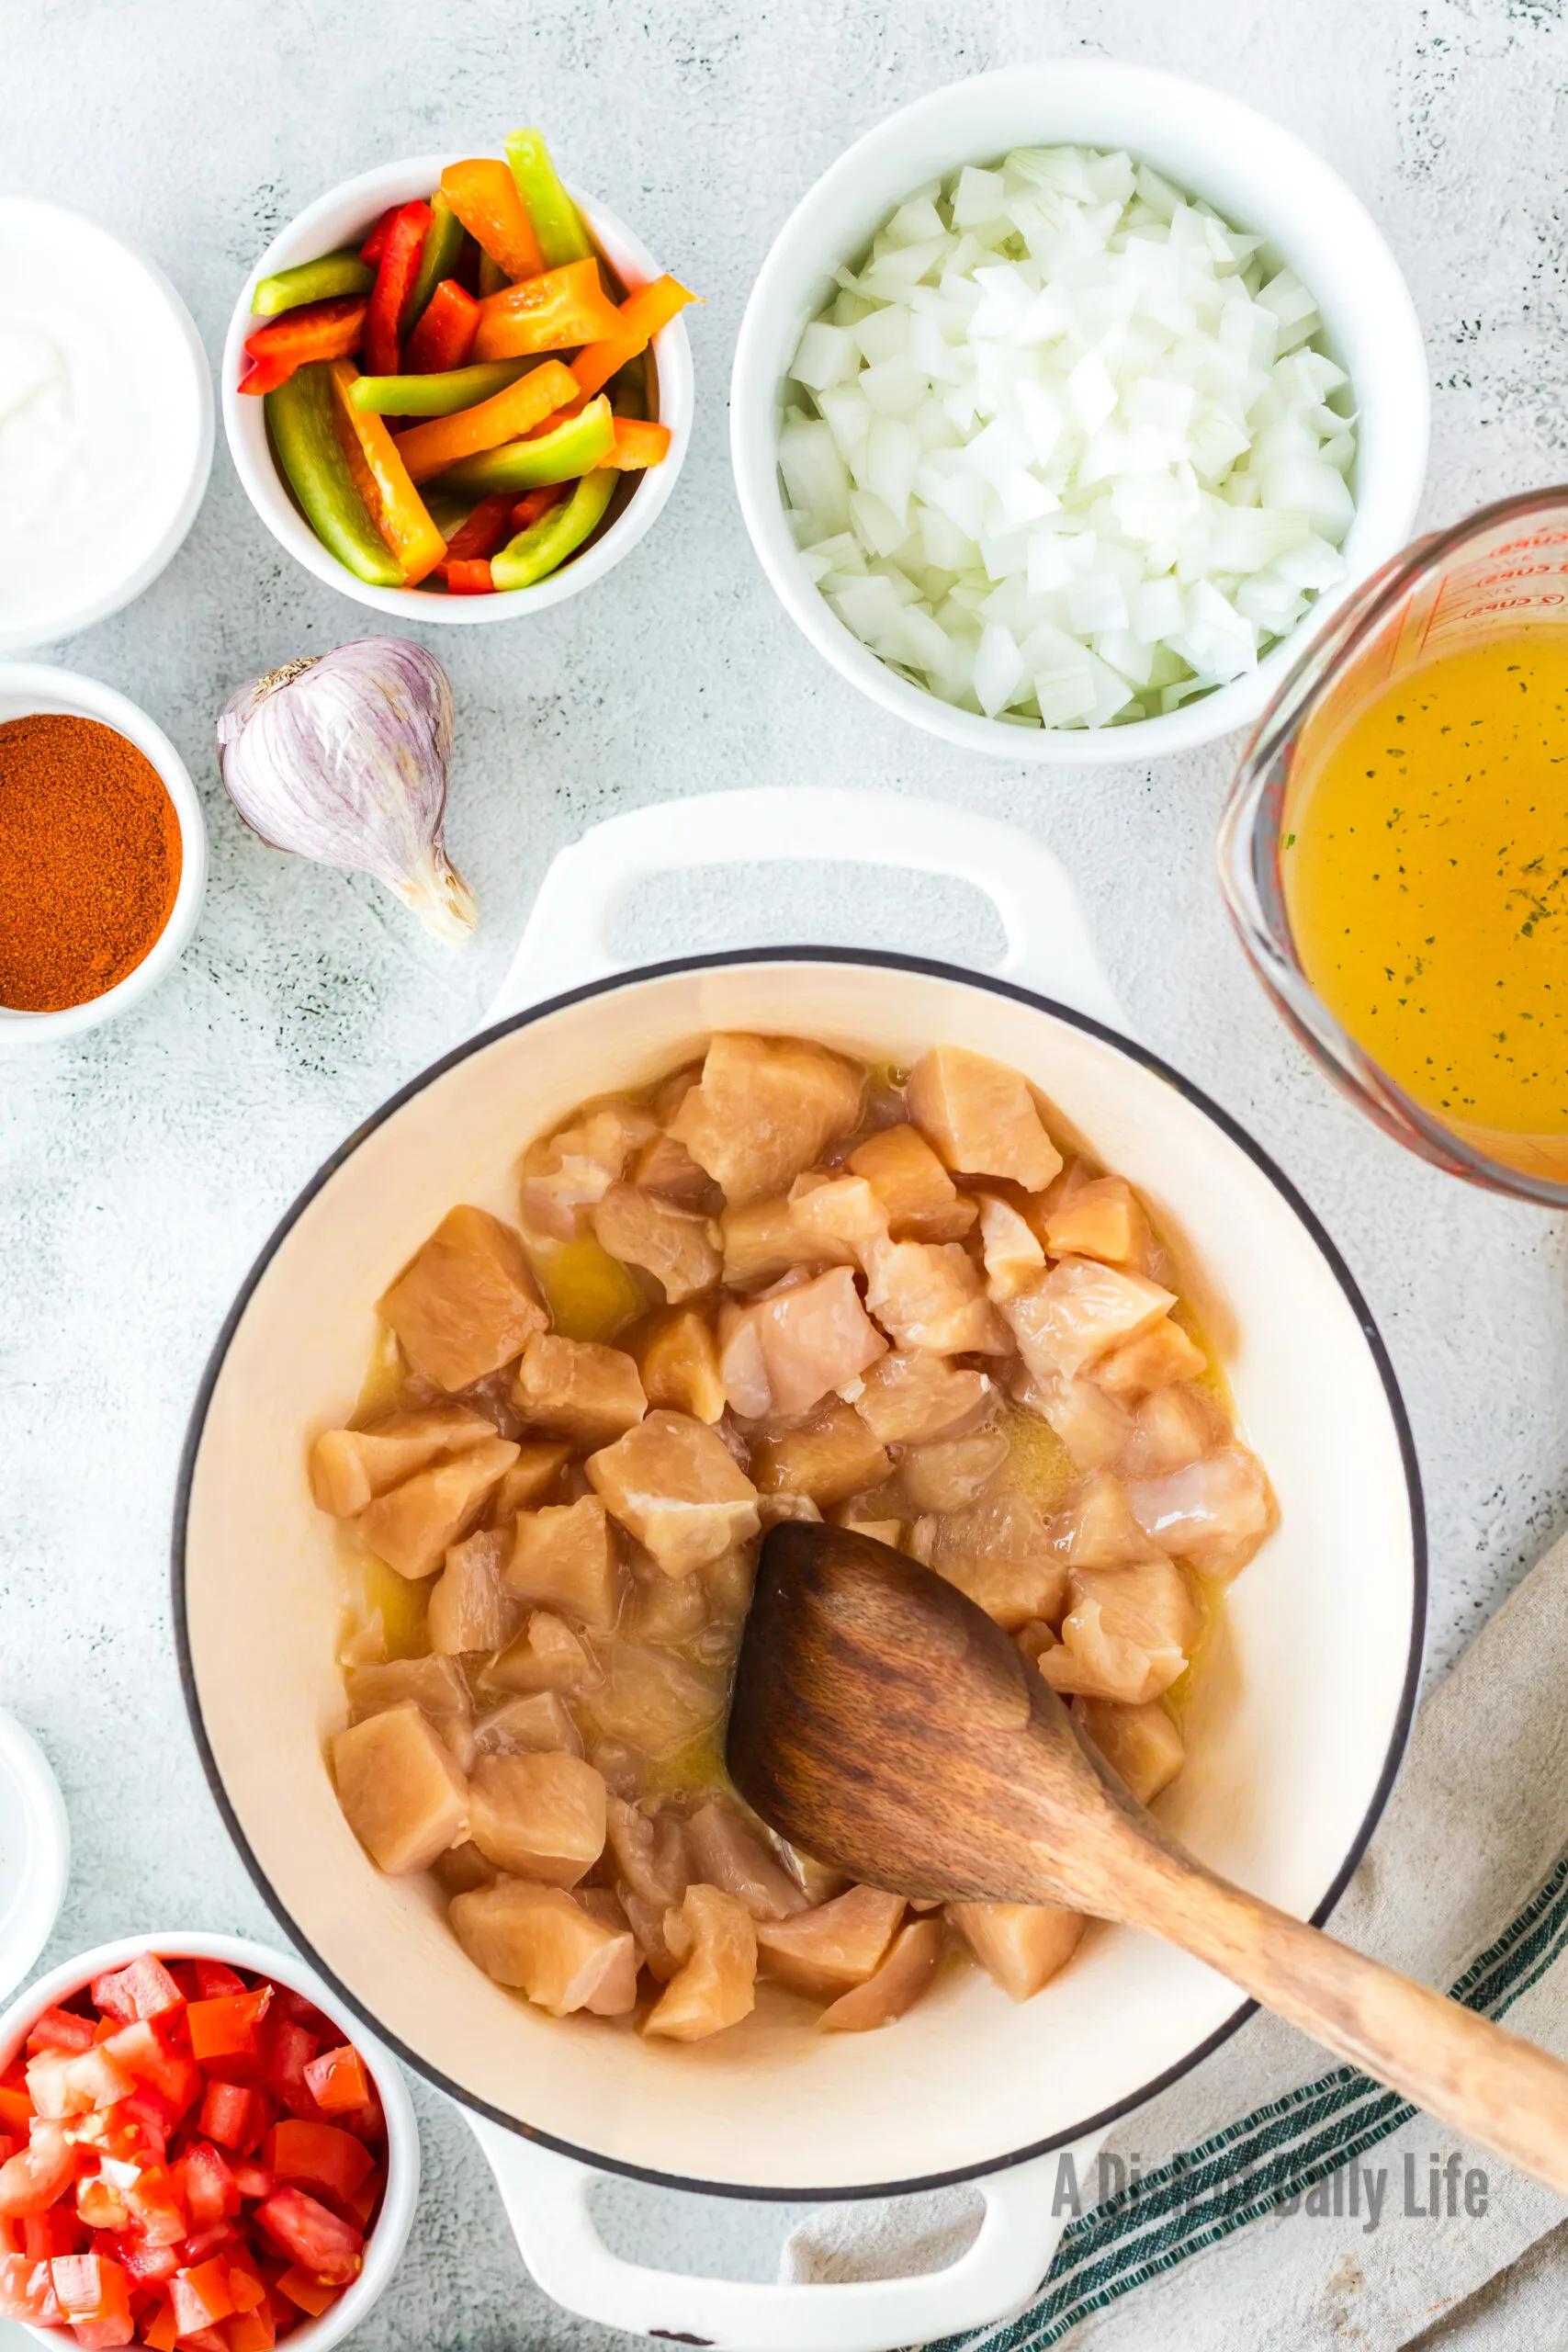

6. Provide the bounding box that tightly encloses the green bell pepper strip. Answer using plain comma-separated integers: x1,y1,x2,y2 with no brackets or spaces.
265,362,405,587
402,193,468,332
432,397,615,496
505,129,592,267
252,251,374,317
491,466,616,591
349,359,532,416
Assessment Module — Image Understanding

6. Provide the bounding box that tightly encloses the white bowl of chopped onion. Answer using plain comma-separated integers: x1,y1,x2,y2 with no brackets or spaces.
731,63,1427,760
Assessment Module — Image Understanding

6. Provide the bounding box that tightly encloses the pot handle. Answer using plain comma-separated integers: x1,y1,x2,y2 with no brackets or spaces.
487,786,1125,1031
468,2115,1101,2352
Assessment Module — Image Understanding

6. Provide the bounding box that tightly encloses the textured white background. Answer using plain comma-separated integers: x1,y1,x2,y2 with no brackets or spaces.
4,1,1568,2344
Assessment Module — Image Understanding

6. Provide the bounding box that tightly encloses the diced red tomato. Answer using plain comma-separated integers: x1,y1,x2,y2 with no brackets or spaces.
111,2231,181,2287
223,2256,266,2314
333,2087,385,2145
28,2045,134,2120
343,2175,382,2231
254,2188,362,2284
74,2177,129,2233
263,2120,373,2204
0,2120,77,2216
180,2221,240,2267
178,2328,231,2352
261,2021,319,2120
165,1966,201,2005
169,2256,237,2334
199,2082,270,2156
226,2303,277,2351
141,2297,179,2352
300,2044,371,2119
28,2007,97,2057
51,2251,133,2335
0,2084,33,2135
273,2265,338,2317
187,1991,272,2067
24,2206,77,2260
192,1965,247,2004
101,2021,201,2119
0,2139,13,2167
123,2163,187,2248
271,1992,337,2046
0,2251,62,2324
228,2163,274,2203
91,1957,186,2025
173,2143,240,2228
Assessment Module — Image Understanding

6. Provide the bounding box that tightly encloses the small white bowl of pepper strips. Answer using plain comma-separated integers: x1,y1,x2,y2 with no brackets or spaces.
221,130,696,617
0,664,207,1045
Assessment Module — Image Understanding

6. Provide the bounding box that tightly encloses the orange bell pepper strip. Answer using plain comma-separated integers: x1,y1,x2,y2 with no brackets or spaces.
472,259,624,361
327,361,446,584
570,275,696,400
593,417,671,469
440,159,544,282
391,356,577,484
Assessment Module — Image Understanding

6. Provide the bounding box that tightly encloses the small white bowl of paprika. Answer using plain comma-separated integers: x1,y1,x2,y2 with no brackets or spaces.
0,663,207,1047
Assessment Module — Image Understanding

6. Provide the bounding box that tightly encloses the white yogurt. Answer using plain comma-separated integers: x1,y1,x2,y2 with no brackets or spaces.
0,198,211,650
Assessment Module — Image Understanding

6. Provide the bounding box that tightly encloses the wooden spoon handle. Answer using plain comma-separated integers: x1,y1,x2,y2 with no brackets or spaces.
1124,1848,1568,2196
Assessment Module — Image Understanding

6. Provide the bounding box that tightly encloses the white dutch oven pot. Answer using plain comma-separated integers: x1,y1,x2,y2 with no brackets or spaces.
174,790,1424,2352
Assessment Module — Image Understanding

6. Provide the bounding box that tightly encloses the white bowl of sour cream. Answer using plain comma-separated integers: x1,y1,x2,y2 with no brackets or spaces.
0,197,213,654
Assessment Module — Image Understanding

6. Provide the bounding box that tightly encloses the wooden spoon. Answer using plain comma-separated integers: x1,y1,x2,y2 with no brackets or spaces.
728,1521,1568,2196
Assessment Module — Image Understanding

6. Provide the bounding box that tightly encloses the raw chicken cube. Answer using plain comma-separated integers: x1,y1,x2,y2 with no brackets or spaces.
720,1195,852,1288
786,1172,890,1265
514,1332,648,1448
488,1610,593,1694
899,1426,1010,1512
468,1750,607,1885
834,1499,905,1549
1122,1385,1215,1476
606,1795,690,1910
592,1184,722,1304
490,1441,574,1521
758,1491,826,1529
1005,1258,1176,1382
1010,1364,1132,1470
358,1436,521,1578
619,1886,682,1981
332,1702,468,1875
851,1351,993,1447
818,1918,942,2031
633,1127,717,1206
863,1239,1010,1354
378,1206,547,1390
310,1405,495,1517
1092,1317,1207,1397
434,1841,495,1896
580,1639,726,1758
1056,1472,1162,1567
669,1033,864,1206
1044,1175,1148,1268
519,1102,659,1239
643,1885,758,2041
1072,1696,1185,1804
906,1047,1062,1190
588,1410,761,1576
1125,1445,1272,1576
747,1265,890,1417
685,1801,808,1920
449,1880,638,2015
976,1193,1046,1301
428,1528,518,1655
626,1557,715,1646
1040,1559,1199,1704
848,1124,976,1241
751,1399,892,1509
632,1307,726,1424
716,1298,773,1419
506,1496,622,1630
948,1902,1085,1999
346,1651,468,1725
913,1489,1066,1629
475,1690,583,1758
756,1886,906,1997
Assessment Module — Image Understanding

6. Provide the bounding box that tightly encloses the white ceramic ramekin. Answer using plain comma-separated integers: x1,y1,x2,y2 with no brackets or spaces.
0,663,207,1047
223,155,694,622
0,1929,420,2352
730,62,1429,763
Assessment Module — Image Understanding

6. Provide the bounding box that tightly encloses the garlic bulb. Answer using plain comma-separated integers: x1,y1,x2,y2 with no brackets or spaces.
216,638,477,943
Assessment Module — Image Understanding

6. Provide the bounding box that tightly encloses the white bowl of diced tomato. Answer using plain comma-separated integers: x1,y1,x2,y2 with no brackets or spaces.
0,1936,418,2352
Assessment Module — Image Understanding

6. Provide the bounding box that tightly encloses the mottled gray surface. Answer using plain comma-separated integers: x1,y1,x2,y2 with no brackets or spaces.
2,0,1566,2346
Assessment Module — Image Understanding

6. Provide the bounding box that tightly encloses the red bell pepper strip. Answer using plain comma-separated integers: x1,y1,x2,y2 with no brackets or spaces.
238,298,367,395
404,278,481,374
363,200,433,377
359,207,400,267
445,558,496,594
511,484,565,531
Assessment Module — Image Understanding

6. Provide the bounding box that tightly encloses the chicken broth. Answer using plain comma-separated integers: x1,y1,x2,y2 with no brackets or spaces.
310,1034,1274,2041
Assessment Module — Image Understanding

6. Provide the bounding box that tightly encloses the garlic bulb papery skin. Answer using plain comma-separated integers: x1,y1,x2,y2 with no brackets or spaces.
216,638,477,944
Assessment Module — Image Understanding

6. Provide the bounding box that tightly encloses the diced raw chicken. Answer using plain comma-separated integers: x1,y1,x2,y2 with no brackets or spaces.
592,1184,722,1304
900,1426,1010,1513
606,1794,690,1910
588,1410,761,1576
449,1879,638,2015
818,1917,942,2031
1125,1445,1273,1576
514,1332,648,1448
428,1528,518,1655
1072,1696,1186,1804
1056,1472,1161,1567
1014,1619,1057,1669
685,1801,808,1920
948,1902,1085,1999
786,1172,889,1265
720,1194,853,1288
738,1265,890,1419
912,1489,1066,1629
669,1033,863,1205
1044,1175,1148,1269
506,1495,622,1630
358,1437,520,1578
833,1501,905,1549
1092,1317,1207,1398
1122,1385,1215,1477
519,1102,659,1239
852,1351,993,1448
1005,1259,1176,1383
434,1840,494,1896
716,1298,773,1418
776,1844,853,1906
756,1886,906,1997
490,1441,574,1521
1010,1363,1132,1471
345,1652,468,1731
751,1399,893,1509
580,1639,726,1758
906,1047,1062,1191
633,1307,726,1423
619,1886,682,1981
626,1556,715,1645
475,1690,583,1758
468,1750,607,1884
310,1405,495,1517
633,1127,718,1206
758,1491,825,1528
488,1610,593,1694
1040,1560,1199,1704
332,1702,468,1874
976,1194,1046,1302
378,1206,547,1391
644,1885,759,2041
848,1123,977,1242
863,1239,1010,1354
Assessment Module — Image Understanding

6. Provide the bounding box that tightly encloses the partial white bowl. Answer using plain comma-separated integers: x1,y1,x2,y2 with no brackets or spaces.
223,155,694,622
0,1713,69,2007
0,663,207,1046
730,62,1429,763
0,197,213,657
0,1929,420,2352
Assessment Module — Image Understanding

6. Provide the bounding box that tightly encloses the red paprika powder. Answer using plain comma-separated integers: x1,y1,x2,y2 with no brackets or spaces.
0,714,182,1012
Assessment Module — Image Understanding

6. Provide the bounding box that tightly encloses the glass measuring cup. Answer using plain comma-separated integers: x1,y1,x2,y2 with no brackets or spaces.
1219,487,1568,1207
